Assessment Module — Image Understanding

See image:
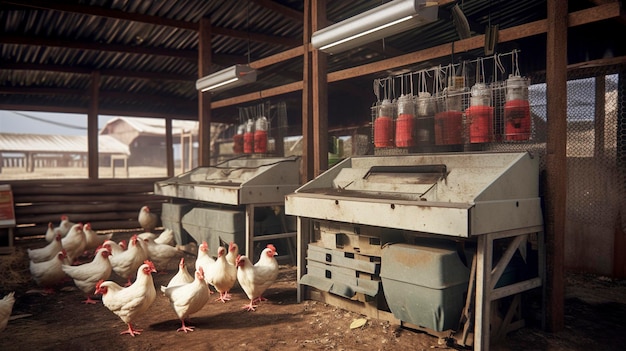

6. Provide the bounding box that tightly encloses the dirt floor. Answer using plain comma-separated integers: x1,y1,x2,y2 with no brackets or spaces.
2,230,626,351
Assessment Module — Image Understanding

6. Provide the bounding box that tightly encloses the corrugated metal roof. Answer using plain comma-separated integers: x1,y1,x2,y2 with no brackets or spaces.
0,1,623,127
0,133,130,155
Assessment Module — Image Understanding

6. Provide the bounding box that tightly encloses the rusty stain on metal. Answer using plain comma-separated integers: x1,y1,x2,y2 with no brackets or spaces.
393,250,434,267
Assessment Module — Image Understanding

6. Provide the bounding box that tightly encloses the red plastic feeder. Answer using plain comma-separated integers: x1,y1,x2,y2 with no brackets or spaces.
466,83,493,143
374,99,395,148
243,119,254,154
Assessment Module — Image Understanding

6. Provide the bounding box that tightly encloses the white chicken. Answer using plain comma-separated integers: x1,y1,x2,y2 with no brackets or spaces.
140,235,183,273
54,215,75,237
62,246,112,304
235,246,279,312
206,246,237,303
138,205,158,233
166,257,194,288
253,244,279,303
27,233,63,263
61,223,86,264
83,223,113,253
103,239,126,256
94,260,157,337
195,241,215,278
118,239,128,251
160,266,210,333
226,241,239,266
139,228,175,246
108,234,148,287
29,249,69,294
0,291,15,332
44,222,59,242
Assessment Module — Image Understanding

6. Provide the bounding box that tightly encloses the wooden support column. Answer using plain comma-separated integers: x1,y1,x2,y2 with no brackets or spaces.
593,76,606,158
301,0,314,183
545,0,568,333
88,71,100,179
311,0,328,177
165,118,174,177
198,17,212,167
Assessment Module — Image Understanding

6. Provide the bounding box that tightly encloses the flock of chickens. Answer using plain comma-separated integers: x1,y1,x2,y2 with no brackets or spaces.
1,205,280,337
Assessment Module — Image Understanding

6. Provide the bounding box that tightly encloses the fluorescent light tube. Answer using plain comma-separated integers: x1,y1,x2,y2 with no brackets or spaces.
312,0,438,54
196,65,257,93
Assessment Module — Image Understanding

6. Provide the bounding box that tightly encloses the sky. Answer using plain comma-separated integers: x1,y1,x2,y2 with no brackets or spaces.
0,110,114,136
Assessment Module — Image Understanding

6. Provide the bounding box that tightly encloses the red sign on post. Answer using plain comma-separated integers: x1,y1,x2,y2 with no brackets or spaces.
0,184,16,227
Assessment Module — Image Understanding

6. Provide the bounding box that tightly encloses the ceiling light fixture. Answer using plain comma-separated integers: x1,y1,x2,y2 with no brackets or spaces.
196,64,257,93
311,0,438,55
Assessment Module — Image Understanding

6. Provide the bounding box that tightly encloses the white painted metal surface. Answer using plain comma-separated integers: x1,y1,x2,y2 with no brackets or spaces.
154,156,301,205
285,152,542,237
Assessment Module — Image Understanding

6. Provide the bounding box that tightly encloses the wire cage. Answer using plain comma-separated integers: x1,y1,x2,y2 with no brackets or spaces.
371,50,534,153
229,101,289,156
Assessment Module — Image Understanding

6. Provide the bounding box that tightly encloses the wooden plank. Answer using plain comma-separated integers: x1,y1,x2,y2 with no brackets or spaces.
490,277,543,301
308,288,397,323
211,81,303,109
16,220,143,238
327,3,620,83
15,202,154,215
17,193,162,205
475,233,493,351
594,76,606,158
249,46,305,70
544,0,568,334
490,235,527,290
88,71,99,179
301,0,314,184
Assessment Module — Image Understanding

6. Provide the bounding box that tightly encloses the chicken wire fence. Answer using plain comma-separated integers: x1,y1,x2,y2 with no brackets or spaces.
366,63,625,273
369,51,626,234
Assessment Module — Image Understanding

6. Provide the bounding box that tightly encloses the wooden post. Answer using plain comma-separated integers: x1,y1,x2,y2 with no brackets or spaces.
88,71,100,179
198,17,212,167
312,0,328,177
545,0,568,333
301,0,314,184
165,118,174,177
593,75,605,158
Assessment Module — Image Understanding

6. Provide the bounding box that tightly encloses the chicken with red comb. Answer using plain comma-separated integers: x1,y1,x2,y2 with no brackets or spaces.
161,266,210,332
205,246,237,303
236,248,279,311
94,260,157,336
62,246,112,304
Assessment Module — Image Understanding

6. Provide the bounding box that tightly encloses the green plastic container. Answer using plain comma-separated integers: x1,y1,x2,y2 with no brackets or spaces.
380,241,470,332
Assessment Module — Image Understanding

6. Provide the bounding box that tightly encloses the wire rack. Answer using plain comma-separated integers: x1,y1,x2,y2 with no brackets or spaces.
371,50,534,153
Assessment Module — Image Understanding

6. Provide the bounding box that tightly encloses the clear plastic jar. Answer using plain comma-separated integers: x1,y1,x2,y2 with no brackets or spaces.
233,123,245,154
395,94,416,148
434,87,464,145
254,116,268,154
504,75,531,141
466,83,494,143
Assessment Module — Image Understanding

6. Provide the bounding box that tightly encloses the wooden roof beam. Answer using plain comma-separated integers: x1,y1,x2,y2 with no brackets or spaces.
212,2,623,108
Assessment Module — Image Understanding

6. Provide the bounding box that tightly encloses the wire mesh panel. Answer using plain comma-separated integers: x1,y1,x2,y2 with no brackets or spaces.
367,52,624,275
